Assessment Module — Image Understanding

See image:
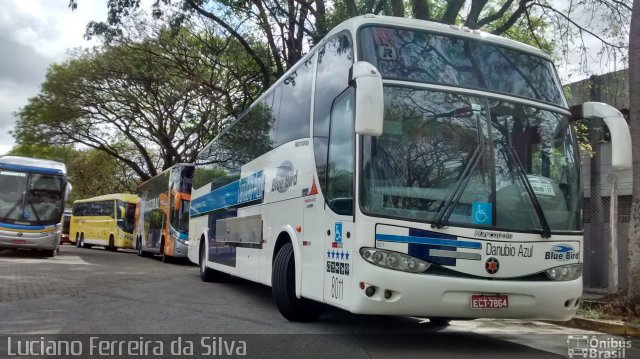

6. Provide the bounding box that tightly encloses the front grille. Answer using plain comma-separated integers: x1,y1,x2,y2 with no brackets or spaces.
425,264,550,281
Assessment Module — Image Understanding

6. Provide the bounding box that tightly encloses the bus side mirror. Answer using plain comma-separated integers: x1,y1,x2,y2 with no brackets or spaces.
570,102,632,170
65,183,73,202
352,61,384,136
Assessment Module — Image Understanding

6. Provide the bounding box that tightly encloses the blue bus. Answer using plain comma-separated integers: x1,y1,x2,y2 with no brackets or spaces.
0,156,72,257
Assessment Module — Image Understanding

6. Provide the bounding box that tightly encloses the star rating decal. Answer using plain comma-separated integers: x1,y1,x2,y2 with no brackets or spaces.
326,250,350,262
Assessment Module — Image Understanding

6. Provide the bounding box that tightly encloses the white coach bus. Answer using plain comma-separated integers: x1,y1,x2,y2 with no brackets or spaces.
188,15,632,322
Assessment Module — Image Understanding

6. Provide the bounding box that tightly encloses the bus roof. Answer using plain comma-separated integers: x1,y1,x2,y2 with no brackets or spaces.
215,14,555,138
0,155,67,176
327,14,553,61
138,163,194,188
73,193,139,204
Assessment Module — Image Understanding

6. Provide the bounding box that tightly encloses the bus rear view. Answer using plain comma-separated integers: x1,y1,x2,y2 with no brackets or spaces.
0,156,72,257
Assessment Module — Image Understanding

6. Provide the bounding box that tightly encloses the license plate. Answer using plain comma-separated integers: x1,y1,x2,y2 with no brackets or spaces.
470,294,509,309
11,239,26,244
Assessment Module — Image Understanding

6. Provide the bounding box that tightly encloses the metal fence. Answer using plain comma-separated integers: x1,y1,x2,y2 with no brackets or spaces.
583,182,633,292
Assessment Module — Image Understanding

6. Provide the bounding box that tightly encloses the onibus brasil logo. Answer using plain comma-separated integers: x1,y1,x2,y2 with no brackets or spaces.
567,335,632,358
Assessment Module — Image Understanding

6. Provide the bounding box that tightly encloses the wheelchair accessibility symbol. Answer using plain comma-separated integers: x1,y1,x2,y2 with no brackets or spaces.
472,202,492,225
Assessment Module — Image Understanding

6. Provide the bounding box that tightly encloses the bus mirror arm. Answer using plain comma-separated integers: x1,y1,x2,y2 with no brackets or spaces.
352,61,384,136
570,102,632,170
65,182,73,202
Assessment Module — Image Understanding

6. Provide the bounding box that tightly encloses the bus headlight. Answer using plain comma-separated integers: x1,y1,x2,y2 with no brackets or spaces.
546,264,582,281
360,247,430,273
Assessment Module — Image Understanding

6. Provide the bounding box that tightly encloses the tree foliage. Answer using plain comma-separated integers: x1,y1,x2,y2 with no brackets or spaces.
13,23,266,181
70,0,630,80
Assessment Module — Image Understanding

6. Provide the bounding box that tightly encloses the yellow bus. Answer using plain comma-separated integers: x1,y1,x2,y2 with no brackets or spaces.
70,193,138,251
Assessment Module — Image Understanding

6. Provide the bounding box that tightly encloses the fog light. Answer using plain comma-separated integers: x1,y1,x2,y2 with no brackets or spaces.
365,286,376,297
384,290,392,299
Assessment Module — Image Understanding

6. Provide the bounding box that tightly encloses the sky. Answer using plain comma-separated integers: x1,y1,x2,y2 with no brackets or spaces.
0,1,628,156
0,0,104,155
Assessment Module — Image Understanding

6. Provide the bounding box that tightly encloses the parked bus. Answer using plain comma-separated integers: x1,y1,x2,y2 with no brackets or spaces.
135,163,194,262
60,208,72,244
70,193,137,251
188,15,632,322
0,156,72,257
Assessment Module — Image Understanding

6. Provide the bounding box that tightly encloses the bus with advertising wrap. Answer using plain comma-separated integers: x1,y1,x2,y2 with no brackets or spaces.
0,156,72,257
188,15,632,322
70,193,137,251
135,163,194,262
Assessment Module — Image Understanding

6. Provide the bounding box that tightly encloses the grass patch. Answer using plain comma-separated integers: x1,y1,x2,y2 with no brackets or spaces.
578,293,640,325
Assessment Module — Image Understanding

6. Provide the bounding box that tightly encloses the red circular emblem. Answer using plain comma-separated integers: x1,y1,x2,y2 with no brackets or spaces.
485,257,499,274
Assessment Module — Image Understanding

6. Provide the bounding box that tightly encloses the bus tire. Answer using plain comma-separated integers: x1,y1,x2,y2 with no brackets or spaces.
137,237,143,256
107,235,117,252
160,237,165,257
272,242,324,322
138,237,150,257
199,240,227,282
75,233,80,248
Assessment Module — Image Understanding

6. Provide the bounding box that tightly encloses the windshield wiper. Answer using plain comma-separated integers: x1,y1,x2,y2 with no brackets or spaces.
505,146,552,238
432,146,482,229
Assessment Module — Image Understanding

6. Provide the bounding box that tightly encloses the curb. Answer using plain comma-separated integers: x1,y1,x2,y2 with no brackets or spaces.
548,317,640,336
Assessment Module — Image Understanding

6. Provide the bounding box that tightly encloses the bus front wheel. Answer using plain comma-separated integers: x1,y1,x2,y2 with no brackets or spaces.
272,242,324,322
106,235,117,252
138,237,150,257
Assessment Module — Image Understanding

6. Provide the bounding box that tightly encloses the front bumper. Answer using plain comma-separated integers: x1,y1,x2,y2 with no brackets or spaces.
0,229,60,251
173,240,188,258
350,256,582,321
114,236,134,249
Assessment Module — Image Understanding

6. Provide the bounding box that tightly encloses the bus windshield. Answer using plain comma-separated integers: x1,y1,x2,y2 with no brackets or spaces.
172,199,190,233
358,26,565,106
0,170,65,225
362,87,582,233
117,200,136,233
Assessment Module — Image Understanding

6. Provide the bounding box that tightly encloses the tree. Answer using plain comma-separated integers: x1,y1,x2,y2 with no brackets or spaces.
627,0,640,305
13,25,264,181
70,0,631,82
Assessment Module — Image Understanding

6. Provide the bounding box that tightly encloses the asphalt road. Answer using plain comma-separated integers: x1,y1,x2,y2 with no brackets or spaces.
0,246,637,358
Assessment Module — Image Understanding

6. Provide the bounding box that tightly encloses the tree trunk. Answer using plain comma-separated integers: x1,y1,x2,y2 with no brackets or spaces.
411,0,431,20
627,0,640,304
391,0,405,16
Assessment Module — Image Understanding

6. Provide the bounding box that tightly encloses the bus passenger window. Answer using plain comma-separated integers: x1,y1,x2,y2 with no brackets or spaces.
275,55,314,146
326,89,355,216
